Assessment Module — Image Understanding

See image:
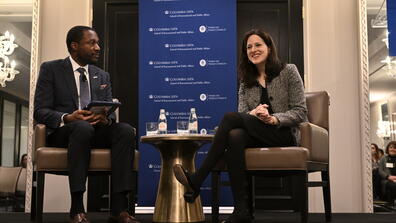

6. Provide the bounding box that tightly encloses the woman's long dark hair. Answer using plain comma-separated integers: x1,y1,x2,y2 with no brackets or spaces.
238,29,285,88
371,143,380,161
20,154,27,168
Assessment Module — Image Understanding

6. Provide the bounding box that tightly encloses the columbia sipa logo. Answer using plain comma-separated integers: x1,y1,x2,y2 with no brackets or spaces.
199,59,207,67
148,164,161,169
199,25,206,33
200,94,207,101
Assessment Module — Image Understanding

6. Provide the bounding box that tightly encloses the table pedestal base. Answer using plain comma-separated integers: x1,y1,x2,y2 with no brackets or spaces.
153,140,205,223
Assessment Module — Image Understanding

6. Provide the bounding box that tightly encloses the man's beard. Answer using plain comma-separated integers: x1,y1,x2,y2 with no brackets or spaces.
78,53,98,65
81,56,97,65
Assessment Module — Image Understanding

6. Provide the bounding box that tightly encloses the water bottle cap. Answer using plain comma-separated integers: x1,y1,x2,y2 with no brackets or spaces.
191,108,196,112
160,109,165,113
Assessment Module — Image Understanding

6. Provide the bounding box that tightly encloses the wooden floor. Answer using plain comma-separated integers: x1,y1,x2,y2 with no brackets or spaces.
1,212,396,223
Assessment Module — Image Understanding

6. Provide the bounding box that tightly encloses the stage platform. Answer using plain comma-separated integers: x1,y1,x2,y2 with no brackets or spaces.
1,212,396,223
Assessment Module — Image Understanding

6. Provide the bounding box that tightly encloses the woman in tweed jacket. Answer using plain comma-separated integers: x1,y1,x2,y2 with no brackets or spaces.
174,29,307,223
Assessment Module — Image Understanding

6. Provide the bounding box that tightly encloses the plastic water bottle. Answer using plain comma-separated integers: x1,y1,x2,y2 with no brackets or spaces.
158,109,167,134
189,108,198,134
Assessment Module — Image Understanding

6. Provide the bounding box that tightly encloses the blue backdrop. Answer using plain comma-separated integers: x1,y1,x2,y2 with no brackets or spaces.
388,0,396,56
138,0,237,206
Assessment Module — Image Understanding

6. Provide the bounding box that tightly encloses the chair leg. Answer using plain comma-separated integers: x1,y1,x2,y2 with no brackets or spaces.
211,171,220,223
301,172,308,223
247,175,255,219
293,171,308,223
36,172,45,223
127,190,135,215
30,171,37,221
128,172,137,216
321,170,332,222
5,197,10,211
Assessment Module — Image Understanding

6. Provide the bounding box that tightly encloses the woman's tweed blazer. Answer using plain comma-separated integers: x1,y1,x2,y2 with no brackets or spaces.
238,64,308,145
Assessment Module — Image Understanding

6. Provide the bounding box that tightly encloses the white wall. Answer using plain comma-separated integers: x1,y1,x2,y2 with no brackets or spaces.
38,0,91,212
304,0,364,212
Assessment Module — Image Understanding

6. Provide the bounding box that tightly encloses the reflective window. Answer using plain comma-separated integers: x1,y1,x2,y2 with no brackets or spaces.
19,105,28,160
1,100,16,167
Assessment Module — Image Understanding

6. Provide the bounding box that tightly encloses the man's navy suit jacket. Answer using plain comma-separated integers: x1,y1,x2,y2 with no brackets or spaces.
34,57,113,132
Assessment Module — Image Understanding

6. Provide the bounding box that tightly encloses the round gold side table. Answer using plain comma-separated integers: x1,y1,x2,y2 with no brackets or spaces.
141,134,214,223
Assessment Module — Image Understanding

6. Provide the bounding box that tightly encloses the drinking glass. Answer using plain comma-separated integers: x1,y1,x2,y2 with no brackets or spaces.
146,122,158,136
176,121,189,134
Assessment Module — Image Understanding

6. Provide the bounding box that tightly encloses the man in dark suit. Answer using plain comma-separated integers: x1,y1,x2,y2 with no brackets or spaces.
34,26,140,223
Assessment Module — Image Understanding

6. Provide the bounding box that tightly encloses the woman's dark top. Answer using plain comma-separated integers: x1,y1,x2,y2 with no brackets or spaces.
388,156,396,176
260,86,274,114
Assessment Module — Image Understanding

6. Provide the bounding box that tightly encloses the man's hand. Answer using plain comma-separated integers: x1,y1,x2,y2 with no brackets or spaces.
64,110,109,125
64,110,95,123
89,113,109,125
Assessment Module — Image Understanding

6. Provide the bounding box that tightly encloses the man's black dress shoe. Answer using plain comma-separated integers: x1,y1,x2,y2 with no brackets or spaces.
219,216,252,223
70,213,90,223
108,211,141,223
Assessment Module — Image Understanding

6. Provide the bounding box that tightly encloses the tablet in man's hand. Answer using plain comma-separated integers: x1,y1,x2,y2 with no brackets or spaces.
84,101,121,116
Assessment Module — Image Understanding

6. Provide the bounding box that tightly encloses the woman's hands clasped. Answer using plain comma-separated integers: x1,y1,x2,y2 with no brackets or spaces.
249,104,279,125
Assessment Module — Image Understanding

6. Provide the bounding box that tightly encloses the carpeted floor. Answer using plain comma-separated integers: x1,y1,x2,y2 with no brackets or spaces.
1,212,396,223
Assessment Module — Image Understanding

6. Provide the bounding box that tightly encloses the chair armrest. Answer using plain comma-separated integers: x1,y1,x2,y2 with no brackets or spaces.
299,122,329,163
112,98,119,122
0,167,22,194
16,168,27,193
33,124,46,163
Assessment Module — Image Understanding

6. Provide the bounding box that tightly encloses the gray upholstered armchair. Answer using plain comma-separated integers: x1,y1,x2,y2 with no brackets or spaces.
30,102,139,223
211,91,331,223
